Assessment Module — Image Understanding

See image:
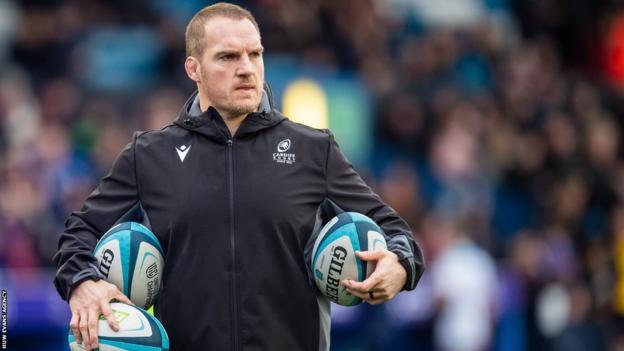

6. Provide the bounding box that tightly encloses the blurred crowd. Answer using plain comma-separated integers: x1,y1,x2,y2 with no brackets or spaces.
2,0,624,350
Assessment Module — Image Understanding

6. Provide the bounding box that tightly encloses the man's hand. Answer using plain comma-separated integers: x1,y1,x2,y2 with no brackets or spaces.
341,249,406,305
69,279,132,351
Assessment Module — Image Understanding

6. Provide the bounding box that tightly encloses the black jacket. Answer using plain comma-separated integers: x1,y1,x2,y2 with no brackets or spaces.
53,87,425,351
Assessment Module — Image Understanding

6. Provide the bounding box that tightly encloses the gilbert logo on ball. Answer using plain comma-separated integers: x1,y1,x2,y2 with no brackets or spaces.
94,222,165,309
311,212,387,306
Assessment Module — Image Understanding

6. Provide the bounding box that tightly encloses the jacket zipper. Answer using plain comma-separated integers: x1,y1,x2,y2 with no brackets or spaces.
227,138,239,351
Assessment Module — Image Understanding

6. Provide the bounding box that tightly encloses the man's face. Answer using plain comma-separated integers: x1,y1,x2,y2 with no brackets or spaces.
196,17,264,119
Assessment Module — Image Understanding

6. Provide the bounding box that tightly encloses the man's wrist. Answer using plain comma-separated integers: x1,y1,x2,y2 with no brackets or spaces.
67,265,103,300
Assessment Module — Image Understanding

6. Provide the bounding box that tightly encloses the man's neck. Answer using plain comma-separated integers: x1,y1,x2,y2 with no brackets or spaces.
198,97,246,137
222,115,245,137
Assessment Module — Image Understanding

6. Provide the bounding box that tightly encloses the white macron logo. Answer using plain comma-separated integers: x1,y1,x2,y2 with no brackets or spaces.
175,144,191,162
273,139,296,164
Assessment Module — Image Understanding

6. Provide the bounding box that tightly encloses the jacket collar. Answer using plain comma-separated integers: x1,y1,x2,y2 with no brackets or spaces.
174,82,286,143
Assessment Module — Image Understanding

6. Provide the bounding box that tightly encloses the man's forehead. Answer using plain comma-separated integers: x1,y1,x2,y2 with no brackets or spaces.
203,16,261,51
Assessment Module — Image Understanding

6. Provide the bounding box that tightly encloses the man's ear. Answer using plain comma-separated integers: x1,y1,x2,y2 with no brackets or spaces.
185,56,201,82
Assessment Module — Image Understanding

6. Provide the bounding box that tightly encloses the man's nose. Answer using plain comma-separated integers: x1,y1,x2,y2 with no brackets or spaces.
236,54,254,76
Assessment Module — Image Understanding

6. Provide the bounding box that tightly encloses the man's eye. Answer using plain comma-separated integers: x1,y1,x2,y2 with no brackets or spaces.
221,55,236,61
251,52,262,58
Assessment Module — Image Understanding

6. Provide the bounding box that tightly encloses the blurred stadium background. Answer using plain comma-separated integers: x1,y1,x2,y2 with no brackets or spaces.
2,0,624,350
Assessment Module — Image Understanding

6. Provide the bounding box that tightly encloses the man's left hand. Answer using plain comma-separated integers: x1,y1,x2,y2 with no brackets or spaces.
341,249,406,305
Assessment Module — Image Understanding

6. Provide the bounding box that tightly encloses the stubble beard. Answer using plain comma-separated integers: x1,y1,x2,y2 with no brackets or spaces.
219,94,261,120
225,102,257,117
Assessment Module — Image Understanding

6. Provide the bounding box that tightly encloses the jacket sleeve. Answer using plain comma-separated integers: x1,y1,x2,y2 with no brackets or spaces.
53,134,140,301
324,130,425,291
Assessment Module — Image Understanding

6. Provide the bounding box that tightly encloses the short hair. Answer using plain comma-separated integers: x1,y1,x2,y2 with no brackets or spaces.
185,2,260,58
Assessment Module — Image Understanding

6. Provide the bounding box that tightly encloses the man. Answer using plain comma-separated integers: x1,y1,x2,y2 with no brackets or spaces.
54,3,424,350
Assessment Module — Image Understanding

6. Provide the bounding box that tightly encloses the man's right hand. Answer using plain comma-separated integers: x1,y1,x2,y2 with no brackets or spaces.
68,279,132,351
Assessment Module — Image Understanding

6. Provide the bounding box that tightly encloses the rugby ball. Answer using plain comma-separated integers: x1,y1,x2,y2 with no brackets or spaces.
311,212,387,306
68,302,169,351
94,222,164,309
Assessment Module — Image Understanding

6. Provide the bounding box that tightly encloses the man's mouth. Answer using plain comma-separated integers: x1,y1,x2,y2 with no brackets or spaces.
236,85,255,91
